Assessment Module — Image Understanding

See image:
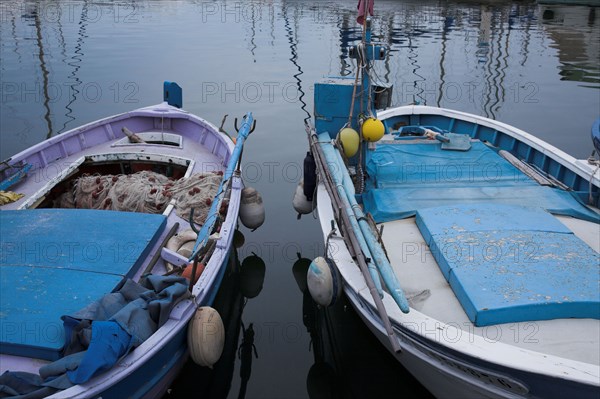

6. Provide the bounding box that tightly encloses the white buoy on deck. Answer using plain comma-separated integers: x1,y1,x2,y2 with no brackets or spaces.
165,229,198,271
187,307,225,368
292,179,313,218
307,256,342,307
239,187,265,230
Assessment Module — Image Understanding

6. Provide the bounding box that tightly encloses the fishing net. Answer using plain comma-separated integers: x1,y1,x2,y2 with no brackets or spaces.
55,171,226,225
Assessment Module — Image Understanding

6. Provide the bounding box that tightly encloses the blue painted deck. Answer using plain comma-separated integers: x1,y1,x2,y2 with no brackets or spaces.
0,209,166,360
363,141,600,223
416,204,600,326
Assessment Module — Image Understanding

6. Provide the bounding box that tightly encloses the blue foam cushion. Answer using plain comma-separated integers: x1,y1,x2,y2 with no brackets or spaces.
0,209,166,360
416,204,600,326
363,142,600,223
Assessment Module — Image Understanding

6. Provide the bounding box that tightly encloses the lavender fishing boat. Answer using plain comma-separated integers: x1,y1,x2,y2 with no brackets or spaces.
0,82,260,398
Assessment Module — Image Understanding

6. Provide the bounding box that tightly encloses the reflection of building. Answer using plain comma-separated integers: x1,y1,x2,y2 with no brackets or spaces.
539,0,600,6
540,5,600,85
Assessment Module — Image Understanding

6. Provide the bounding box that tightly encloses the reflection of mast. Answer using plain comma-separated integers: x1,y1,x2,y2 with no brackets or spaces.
407,29,425,104
437,12,452,107
268,1,275,47
382,14,394,85
338,14,357,77
248,3,257,62
282,2,310,123
480,6,496,119
34,4,54,139
10,10,22,64
60,1,89,134
518,4,533,67
56,4,68,72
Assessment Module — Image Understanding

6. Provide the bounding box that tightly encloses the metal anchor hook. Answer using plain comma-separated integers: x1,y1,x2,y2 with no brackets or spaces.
234,116,257,134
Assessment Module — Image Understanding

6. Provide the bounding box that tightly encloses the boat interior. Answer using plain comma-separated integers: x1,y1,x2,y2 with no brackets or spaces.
357,115,600,367
33,157,189,210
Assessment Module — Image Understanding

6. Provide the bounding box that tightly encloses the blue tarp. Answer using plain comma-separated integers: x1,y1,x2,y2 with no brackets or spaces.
0,209,167,361
0,275,190,398
363,142,600,223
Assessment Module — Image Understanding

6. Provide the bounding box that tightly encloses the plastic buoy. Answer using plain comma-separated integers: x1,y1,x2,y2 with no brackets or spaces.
239,254,266,298
187,307,225,368
362,118,385,142
239,187,265,230
307,256,342,307
165,229,198,271
177,241,195,259
339,127,360,157
182,262,205,284
292,179,313,218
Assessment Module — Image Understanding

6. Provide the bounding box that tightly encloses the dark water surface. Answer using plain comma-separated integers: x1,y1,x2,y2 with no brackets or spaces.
1,1,598,398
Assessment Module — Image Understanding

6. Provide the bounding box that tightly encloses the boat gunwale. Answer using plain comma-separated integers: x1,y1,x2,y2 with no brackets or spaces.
378,105,600,188
1,102,231,179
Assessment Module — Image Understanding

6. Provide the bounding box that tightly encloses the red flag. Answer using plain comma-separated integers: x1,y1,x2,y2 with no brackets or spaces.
357,0,374,25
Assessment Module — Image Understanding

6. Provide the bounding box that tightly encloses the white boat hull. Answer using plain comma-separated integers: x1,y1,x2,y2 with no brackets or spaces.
313,105,600,398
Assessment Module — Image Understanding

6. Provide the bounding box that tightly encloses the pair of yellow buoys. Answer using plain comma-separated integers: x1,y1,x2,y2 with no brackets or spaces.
339,118,385,157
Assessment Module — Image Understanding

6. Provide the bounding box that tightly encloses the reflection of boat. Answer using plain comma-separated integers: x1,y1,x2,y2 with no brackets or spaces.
166,246,247,398
302,3,600,398
293,255,432,398
167,247,266,399
0,83,256,398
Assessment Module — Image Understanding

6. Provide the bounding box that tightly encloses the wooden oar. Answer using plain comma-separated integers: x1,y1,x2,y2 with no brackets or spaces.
188,113,255,261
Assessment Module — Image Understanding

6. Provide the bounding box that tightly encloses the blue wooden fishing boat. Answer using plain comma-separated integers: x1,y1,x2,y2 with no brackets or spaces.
300,4,600,398
0,82,262,398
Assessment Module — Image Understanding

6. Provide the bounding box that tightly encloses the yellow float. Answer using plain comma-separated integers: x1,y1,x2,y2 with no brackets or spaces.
361,118,385,142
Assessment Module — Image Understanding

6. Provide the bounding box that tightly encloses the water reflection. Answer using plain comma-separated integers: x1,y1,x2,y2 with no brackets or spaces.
165,246,267,399
2,0,598,159
60,0,89,134
28,5,54,139
283,1,311,123
540,4,600,87
237,322,258,399
292,253,433,398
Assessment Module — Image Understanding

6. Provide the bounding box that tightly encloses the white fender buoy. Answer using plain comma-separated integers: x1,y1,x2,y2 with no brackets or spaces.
307,256,342,307
187,306,225,368
239,254,266,298
239,187,265,230
165,228,198,271
177,241,196,259
292,179,313,218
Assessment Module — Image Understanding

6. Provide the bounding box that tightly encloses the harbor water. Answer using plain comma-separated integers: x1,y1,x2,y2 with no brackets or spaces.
1,0,598,397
